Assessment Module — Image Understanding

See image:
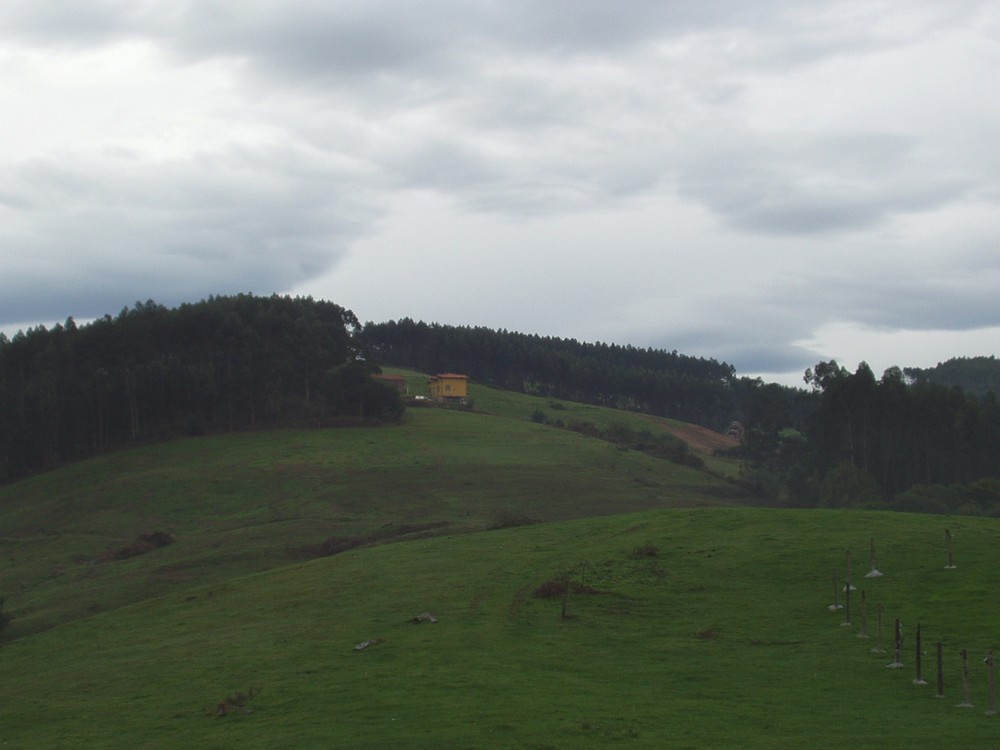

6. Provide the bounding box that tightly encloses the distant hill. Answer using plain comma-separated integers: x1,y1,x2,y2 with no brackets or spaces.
1,295,815,484
361,317,810,432
904,355,1000,398
3,346,1000,746
6,293,998,511
2,371,998,747
0,376,752,639
0,295,402,484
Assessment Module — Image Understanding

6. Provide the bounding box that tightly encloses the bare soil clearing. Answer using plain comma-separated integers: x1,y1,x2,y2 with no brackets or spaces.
661,420,739,454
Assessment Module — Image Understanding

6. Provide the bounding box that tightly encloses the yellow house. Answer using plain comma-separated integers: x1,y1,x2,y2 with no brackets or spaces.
428,373,468,402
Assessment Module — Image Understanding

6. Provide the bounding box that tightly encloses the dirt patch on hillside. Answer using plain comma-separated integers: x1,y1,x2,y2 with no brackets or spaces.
295,520,452,560
98,531,175,563
634,415,739,455
667,422,739,454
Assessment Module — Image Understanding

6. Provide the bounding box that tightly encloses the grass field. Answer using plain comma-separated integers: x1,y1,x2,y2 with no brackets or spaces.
2,508,999,748
2,379,999,748
1,378,747,639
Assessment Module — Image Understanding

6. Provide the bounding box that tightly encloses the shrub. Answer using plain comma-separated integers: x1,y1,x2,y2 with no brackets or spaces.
629,544,659,559
533,579,600,598
892,484,963,514
215,686,261,717
606,420,637,446
567,420,599,437
817,462,881,509
489,510,541,530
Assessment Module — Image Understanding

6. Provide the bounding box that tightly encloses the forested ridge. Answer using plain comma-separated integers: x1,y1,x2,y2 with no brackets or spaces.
362,319,1000,513
904,356,1000,398
3,297,1000,515
0,295,402,484
360,317,808,430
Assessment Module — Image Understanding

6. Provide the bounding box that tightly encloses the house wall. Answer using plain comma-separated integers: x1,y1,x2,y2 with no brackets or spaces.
429,374,468,400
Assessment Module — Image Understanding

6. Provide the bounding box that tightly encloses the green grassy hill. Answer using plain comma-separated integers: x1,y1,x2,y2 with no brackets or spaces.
2,509,998,748
1,376,747,639
2,378,998,747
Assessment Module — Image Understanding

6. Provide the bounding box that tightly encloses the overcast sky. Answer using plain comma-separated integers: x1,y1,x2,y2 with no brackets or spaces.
2,1,998,386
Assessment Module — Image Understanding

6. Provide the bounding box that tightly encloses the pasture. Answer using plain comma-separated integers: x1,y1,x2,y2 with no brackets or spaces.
2,379,997,747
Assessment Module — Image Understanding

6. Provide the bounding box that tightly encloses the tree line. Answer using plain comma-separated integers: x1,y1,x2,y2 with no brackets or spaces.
361,319,1000,512
5,297,998,514
904,355,1000,399
0,295,402,484
774,361,1000,513
360,318,809,431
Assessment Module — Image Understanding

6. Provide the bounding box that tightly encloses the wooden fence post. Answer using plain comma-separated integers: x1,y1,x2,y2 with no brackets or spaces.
866,537,883,578
857,590,869,639
842,582,852,627
829,569,842,611
886,618,904,669
936,641,945,698
986,650,996,716
871,603,885,654
913,624,927,685
958,649,974,707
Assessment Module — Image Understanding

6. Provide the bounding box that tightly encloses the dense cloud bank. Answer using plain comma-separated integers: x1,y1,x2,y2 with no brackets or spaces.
1,2,998,380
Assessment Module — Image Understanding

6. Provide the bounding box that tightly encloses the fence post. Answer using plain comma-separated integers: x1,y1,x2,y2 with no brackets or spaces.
886,618,904,669
958,649,974,707
866,537,883,578
936,641,945,698
829,569,842,611
945,529,957,569
857,590,869,639
986,650,996,716
913,624,927,685
871,603,886,654
842,581,852,627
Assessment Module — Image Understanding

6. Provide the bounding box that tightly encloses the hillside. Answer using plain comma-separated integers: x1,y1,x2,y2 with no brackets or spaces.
0,295,407,485
2,507,997,747
905,356,1000,398
0,377,749,640
361,318,810,434
2,376,999,747
13,295,1000,515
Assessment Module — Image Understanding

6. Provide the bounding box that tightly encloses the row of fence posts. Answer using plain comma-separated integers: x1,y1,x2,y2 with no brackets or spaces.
829,530,995,714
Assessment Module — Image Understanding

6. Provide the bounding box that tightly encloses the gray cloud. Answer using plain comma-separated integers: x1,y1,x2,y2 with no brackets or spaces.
655,328,822,377
0,146,376,322
9,1,958,80
1,0,138,46
678,131,973,235
1,0,999,381
787,271,1000,333
170,1,466,81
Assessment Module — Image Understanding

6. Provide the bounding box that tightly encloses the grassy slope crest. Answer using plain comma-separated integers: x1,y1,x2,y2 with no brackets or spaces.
0,375,746,638
3,375,996,746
